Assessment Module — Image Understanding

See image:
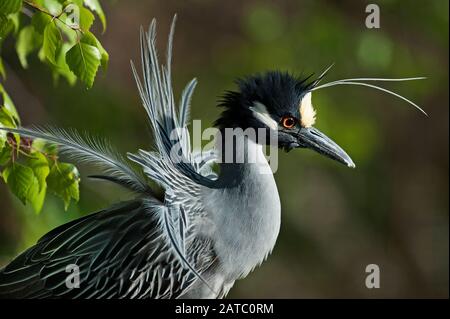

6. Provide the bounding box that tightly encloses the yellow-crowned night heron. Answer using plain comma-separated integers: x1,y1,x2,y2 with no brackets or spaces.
0,16,425,299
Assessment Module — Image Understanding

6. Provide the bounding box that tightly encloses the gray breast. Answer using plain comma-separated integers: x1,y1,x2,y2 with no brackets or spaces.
201,161,281,282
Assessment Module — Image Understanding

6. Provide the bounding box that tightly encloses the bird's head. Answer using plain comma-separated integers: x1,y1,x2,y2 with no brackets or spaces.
215,71,355,168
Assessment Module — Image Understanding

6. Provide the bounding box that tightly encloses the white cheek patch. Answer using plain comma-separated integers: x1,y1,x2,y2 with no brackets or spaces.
250,102,278,130
299,92,316,128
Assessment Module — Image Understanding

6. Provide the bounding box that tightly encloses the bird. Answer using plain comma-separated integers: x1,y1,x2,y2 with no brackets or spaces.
0,16,425,299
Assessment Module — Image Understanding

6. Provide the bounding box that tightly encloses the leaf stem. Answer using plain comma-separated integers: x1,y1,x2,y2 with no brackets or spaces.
6,135,58,162
23,0,82,33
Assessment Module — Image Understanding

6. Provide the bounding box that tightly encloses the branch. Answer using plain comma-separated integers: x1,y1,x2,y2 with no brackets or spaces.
23,0,82,33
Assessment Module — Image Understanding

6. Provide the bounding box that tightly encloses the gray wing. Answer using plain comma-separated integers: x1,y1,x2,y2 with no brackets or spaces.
0,199,216,299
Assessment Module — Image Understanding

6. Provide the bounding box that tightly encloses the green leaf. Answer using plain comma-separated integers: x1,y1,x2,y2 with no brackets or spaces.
3,162,34,204
31,11,52,34
38,45,46,62
41,0,63,16
0,83,20,125
25,152,50,214
0,138,5,153
0,13,13,40
0,107,15,128
47,162,80,210
32,138,58,156
1,153,46,213
0,142,12,166
66,41,101,88
16,25,43,68
0,14,8,38
79,6,94,31
83,0,105,31
0,121,7,152
80,31,108,70
26,151,50,190
0,85,20,152
27,173,46,213
53,18,76,44
52,42,77,85
9,12,19,32
61,0,84,8
43,22,61,65
0,0,23,15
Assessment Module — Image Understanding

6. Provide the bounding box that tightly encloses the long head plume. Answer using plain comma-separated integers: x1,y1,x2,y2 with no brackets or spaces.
310,65,428,116
130,15,197,161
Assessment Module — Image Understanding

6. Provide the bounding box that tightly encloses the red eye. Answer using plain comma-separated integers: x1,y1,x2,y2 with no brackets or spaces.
281,116,296,129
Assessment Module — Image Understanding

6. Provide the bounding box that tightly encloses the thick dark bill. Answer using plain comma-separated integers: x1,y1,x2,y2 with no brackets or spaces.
297,127,355,168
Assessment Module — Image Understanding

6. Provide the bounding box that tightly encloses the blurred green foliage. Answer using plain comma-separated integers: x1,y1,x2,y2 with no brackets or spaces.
0,0,448,298
0,0,108,214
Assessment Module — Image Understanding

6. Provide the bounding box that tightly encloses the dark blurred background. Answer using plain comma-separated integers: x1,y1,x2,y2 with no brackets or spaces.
0,0,448,298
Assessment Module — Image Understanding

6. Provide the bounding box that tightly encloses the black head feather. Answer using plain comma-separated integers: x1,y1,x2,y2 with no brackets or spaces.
215,71,315,129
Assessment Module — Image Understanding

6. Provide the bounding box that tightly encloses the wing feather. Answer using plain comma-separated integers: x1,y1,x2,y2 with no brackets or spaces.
0,199,215,299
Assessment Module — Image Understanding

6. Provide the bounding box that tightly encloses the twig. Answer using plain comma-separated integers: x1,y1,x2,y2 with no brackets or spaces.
23,0,82,34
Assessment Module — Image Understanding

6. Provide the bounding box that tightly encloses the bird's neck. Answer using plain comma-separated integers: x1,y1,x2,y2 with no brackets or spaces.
202,129,281,280
215,128,274,187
